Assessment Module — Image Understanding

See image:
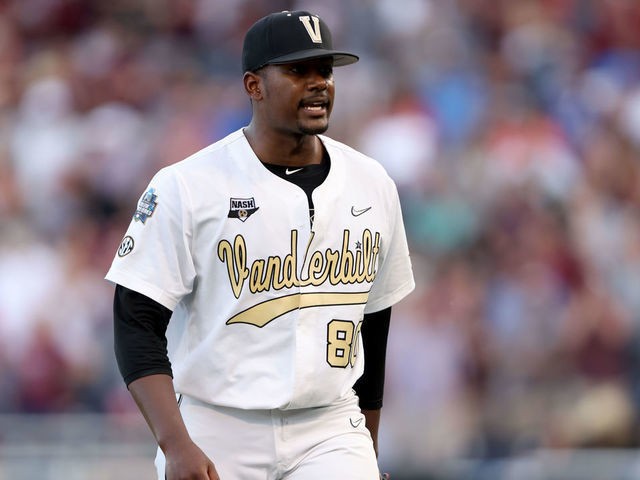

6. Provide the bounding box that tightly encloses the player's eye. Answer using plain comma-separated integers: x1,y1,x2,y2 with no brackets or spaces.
319,66,333,78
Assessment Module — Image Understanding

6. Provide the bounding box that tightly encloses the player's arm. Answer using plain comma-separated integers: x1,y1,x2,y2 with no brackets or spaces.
353,306,391,458
128,375,218,480
114,285,218,480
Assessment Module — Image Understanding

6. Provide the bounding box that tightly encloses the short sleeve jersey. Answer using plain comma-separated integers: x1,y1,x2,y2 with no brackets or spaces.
105,129,414,410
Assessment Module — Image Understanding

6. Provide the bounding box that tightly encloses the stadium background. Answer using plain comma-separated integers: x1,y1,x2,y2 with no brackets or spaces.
1,0,640,478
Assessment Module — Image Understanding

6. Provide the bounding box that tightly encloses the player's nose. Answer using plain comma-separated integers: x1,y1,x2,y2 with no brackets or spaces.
306,69,329,90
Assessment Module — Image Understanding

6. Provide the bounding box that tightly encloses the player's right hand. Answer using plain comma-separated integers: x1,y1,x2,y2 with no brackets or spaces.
164,438,220,480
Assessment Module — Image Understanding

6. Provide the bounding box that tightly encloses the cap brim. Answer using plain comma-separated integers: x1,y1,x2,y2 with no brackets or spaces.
266,49,359,67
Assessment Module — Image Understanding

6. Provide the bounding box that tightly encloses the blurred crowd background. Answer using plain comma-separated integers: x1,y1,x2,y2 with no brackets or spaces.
2,0,640,478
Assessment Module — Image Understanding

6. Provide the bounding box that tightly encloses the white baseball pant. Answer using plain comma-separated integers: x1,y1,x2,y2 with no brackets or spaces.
155,390,380,479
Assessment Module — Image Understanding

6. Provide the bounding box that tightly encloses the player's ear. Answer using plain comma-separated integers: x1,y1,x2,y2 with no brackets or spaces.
243,71,263,101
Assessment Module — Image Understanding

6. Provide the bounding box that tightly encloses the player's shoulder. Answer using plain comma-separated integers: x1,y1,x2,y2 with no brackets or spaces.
320,134,395,187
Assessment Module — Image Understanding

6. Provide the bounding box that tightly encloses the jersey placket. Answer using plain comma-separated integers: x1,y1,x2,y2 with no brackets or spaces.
286,156,338,408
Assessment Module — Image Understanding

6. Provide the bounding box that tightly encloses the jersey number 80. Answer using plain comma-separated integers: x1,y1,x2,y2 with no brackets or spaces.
326,319,363,368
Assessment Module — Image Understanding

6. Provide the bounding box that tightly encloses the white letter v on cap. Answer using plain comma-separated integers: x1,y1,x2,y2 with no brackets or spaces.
299,16,322,43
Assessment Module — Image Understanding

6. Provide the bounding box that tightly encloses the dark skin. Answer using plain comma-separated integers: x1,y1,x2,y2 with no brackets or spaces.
129,374,218,480
242,57,334,167
128,57,387,480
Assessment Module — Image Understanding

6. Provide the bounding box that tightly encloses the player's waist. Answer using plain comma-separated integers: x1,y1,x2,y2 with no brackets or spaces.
178,390,358,417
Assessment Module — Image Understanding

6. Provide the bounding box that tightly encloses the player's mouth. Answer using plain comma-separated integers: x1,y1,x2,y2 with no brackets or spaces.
300,97,330,115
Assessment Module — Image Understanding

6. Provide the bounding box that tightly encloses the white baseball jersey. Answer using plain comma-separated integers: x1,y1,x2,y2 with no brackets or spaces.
105,128,414,410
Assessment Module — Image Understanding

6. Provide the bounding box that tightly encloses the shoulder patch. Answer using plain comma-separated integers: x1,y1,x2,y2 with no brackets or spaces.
134,188,158,224
118,236,135,257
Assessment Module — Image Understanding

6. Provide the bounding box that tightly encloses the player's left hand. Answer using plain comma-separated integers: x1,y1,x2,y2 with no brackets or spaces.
380,473,389,480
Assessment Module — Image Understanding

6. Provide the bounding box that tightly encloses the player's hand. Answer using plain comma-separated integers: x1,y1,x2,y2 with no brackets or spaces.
164,438,220,480
380,473,390,480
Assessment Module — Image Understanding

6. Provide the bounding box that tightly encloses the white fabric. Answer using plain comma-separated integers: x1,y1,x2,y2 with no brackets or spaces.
154,391,379,479
106,128,414,410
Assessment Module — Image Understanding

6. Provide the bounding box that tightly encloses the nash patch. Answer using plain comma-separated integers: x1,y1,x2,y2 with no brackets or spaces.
228,197,259,222
134,188,158,224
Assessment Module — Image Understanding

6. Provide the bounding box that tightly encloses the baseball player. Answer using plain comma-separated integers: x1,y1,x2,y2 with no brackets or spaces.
106,10,414,480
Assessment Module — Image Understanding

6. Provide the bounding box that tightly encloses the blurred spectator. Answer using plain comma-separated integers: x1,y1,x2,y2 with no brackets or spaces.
357,90,437,191
1,0,640,473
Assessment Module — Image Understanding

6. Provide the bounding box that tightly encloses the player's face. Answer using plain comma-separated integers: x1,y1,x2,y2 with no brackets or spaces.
258,58,335,135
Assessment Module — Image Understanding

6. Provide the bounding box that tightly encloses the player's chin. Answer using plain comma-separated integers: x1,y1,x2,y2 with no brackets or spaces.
297,119,330,135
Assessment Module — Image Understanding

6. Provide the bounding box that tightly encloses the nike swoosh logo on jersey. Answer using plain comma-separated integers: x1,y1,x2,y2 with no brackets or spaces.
351,206,371,216
350,417,363,428
286,168,303,175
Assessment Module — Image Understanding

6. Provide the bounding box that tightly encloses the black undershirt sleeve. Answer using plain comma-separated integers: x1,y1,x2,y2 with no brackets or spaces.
113,284,173,387
353,307,392,410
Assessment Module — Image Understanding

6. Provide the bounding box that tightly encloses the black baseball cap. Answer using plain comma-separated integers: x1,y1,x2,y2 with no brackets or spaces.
242,10,359,72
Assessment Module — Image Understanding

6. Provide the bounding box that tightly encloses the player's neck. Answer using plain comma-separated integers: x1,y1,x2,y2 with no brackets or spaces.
243,124,324,167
